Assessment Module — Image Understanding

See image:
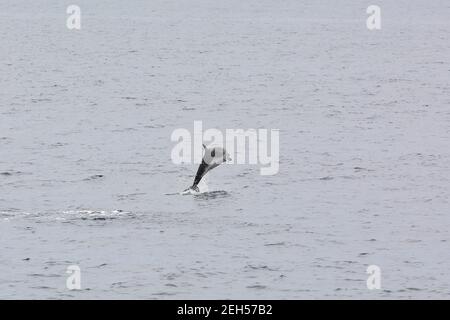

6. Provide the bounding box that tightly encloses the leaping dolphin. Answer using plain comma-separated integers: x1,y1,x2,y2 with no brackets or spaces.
184,144,231,193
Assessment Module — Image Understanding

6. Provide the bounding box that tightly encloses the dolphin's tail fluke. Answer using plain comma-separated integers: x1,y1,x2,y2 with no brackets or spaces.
181,184,200,195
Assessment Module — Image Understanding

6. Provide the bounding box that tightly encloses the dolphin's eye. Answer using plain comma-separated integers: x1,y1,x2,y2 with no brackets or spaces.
211,149,215,157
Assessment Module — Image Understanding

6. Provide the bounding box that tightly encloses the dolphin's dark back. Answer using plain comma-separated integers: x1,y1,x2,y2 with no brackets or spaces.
192,161,221,187
193,161,208,186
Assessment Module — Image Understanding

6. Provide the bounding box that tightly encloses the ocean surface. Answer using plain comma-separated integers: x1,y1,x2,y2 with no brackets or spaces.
1,0,449,299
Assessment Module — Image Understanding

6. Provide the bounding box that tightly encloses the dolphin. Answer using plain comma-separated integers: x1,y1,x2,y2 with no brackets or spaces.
185,144,231,193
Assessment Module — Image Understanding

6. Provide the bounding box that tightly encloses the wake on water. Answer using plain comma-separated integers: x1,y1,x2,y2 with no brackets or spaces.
180,177,209,195
166,176,230,197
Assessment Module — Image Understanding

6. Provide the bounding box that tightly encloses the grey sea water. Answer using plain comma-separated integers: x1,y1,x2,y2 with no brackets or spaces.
1,0,449,299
